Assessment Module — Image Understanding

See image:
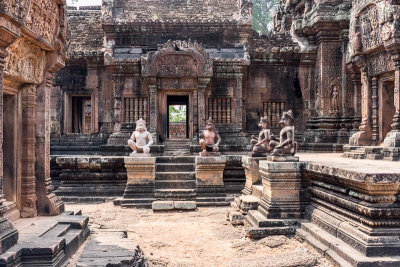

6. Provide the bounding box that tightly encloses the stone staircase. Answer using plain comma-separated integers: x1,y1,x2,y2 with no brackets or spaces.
163,139,192,156
152,156,197,210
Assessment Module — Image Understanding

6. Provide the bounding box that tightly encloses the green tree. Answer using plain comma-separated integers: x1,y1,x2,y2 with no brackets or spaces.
66,0,79,6
169,105,186,122
252,0,279,34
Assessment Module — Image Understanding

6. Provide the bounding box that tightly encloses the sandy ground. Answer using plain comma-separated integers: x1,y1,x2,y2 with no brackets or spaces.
65,202,335,267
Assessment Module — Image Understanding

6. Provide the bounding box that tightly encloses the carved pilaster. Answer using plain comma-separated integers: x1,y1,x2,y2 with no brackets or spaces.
359,66,371,133
235,73,243,132
392,60,400,130
371,77,379,144
198,78,210,131
112,75,124,133
21,84,38,217
149,83,157,134
0,48,6,211
36,72,64,215
349,61,373,146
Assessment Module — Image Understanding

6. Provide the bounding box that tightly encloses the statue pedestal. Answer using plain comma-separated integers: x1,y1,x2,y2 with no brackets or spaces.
119,156,156,208
195,156,227,206
241,155,265,195
245,157,308,239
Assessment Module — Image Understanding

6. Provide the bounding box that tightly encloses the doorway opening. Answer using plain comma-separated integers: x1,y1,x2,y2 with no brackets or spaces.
71,96,92,133
379,80,395,143
3,94,17,203
167,95,189,139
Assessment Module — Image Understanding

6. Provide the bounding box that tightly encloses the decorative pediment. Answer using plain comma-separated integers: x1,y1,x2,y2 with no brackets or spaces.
141,40,213,78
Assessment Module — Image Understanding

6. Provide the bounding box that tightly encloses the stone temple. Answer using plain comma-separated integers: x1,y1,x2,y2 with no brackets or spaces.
0,0,399,266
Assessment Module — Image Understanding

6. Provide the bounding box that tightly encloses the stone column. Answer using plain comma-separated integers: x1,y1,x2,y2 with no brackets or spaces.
235,73,243,132
21,84,38,217
371,77,379,144
197,78,210,131
384,58,400,148
0,48,6,209
349,63,372,146
36,72,64,215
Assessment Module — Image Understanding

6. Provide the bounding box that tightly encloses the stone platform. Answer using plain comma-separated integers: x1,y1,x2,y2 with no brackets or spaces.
300,153,400,266
228,152,400,266
0,211,90,266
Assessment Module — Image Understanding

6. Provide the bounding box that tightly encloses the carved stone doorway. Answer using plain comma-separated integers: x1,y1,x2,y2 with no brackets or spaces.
167,95,189,140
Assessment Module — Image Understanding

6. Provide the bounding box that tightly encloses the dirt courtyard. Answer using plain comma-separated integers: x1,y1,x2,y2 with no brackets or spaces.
66,202,334,267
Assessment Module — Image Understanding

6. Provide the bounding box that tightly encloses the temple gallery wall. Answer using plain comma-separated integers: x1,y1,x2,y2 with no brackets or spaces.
0,0,399,266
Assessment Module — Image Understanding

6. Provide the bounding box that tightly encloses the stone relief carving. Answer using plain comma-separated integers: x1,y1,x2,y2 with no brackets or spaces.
102,0,114,24
238,0,253,25
357,5,383,52
25,0,58,45
330,82,340,114
367,52,395,76
1,0,30,21
142,40,213,78
5,38,46,84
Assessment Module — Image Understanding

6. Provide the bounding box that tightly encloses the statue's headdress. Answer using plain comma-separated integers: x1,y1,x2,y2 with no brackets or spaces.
280,110,294,124
261,116,269,124
206,117,214,125
135,118,147,131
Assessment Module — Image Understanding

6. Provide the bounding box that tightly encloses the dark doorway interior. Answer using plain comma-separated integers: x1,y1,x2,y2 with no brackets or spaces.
3,94,17,202
167,95,189,139
72,96,92,133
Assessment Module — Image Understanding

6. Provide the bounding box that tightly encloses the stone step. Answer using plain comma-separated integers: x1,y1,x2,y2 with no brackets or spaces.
237,195,260,213
156,156,195,164
246,226,296,239
41,223,71,238
155,180,196,189
251,185,263,199
152,200,196,211
297,221,400,267
154,189,196,200
196,196,229,207
156,163,195,172
58,196,119,203
156,172,196,180
55,186,125,196
246,210,297,228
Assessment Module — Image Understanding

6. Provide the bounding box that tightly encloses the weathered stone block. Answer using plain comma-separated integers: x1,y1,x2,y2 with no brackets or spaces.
195,156,226,186
241,156,265,195
124,157,156,185
258,160,308,219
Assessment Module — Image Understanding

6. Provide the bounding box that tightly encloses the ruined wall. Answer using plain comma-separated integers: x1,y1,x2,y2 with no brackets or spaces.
112,0,242,21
